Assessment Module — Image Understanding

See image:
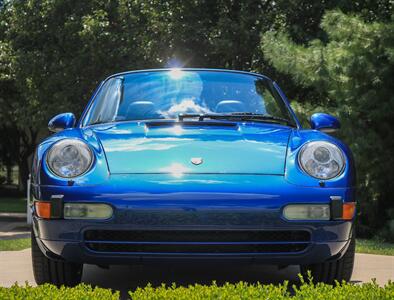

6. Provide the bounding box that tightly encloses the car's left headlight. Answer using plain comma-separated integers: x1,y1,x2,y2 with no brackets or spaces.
298,141,345,179
46,139,93,178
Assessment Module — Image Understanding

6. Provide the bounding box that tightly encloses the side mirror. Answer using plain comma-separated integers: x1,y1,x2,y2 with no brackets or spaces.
48,113,76,132
310,113,340,133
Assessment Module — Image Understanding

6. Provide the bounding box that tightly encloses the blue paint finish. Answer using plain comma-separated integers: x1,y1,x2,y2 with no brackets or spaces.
36,237,349,265
94,121,291,174
310,113,341,132
48,112,76,132
32,68,356,267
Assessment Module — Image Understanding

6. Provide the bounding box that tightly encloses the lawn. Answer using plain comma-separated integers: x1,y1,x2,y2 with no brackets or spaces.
356,238,394,256
0,197,27,213
0,238,30,251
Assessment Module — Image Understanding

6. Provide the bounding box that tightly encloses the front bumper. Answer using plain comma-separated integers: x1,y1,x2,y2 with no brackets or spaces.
32,174,355,265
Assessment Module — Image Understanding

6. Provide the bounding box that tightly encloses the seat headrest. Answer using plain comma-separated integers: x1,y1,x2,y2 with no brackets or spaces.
125,101,156,120
215,100,246,113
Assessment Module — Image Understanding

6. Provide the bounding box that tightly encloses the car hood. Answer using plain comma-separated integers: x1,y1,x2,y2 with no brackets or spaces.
89,121,292,175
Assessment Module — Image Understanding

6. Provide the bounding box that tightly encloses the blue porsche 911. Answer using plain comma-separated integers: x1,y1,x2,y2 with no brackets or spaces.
31,68,356,286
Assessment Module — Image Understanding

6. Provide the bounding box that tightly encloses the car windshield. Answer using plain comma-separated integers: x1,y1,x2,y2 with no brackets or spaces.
83,70,295,126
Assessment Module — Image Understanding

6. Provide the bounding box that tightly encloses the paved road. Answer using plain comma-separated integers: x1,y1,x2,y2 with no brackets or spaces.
0,214,29,240
0,249,393,297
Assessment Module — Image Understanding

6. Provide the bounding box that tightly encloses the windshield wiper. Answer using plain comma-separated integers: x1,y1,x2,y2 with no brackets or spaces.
226,112,294,126
178,113,295,127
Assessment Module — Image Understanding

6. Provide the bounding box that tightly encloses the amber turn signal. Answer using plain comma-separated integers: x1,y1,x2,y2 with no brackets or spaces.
342,202,356,220
35,201,51,219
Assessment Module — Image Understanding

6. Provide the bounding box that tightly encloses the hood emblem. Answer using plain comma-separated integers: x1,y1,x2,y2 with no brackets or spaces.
191,157,203,165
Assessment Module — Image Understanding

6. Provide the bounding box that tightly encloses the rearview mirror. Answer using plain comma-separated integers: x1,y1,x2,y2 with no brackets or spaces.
310,113,340,133
48,113,76,132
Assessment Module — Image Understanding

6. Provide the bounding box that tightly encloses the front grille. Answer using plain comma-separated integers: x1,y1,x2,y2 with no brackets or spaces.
84,229,311,254
86,242,308,253
85,230,310,242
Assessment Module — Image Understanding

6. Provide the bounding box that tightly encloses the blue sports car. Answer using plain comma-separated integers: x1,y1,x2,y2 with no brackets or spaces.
31,69,356,286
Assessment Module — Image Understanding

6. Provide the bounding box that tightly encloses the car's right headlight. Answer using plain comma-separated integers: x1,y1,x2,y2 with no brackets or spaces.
298,141,345,179
46,139,93,178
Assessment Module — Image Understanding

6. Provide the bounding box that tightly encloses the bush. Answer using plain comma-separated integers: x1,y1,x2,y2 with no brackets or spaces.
0,283,119,300
130,279,394,300
1,279,393,299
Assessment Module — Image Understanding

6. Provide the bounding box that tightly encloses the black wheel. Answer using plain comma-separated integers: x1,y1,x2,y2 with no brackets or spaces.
31,229,83,286
300,236,355,284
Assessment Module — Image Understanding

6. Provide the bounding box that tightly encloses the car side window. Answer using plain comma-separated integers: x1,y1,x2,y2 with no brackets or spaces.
88,78,123,124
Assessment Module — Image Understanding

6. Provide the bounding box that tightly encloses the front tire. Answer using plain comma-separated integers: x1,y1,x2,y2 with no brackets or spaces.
300,236,355,284
31,229,83,286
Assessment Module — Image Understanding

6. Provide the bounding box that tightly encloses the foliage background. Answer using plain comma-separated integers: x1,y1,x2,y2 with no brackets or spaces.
0,0,393,240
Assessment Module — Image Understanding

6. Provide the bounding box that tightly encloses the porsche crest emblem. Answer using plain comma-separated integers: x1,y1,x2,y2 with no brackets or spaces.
191,157,203,165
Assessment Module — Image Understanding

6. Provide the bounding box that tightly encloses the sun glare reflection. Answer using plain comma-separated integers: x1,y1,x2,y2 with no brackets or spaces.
171,125,183,135
160,163,189,178
169,68,185,80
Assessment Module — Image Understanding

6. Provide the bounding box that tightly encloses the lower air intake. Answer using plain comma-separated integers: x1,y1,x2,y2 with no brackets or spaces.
84,229,311,254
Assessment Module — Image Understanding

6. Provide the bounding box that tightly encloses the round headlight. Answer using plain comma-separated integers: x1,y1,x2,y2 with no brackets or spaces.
46,139,93,178
298,141,345,179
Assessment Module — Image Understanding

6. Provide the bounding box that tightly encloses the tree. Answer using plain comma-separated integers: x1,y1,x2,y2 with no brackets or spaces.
139,0,393,103
261,10,394,239
0,0,150,191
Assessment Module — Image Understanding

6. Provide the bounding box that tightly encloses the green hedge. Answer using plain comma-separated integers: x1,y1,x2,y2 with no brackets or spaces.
130,280,394,300
0,284,119,300
1,280,393,300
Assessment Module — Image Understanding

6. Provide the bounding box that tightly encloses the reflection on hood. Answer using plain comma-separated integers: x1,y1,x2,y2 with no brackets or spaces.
91,121,292,175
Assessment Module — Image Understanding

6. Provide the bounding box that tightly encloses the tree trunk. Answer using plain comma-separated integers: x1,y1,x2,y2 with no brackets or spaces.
18,155,30,193
6,164,12,184
18,127,39,193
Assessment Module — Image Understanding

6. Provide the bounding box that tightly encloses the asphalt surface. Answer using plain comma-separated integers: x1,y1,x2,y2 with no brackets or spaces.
0,249,393,297
0,213,30,240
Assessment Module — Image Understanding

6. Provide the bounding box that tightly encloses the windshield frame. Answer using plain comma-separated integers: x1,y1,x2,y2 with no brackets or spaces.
78,68,301,128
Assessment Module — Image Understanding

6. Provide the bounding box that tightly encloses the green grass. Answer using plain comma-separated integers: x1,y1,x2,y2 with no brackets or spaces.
356,238,394,256
0,238,31,251
0,197,27,213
